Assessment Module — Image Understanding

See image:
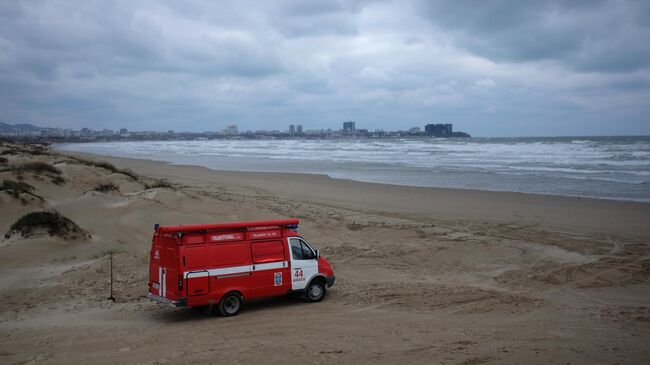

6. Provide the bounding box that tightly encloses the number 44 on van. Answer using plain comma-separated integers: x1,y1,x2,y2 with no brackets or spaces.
146,219,335,316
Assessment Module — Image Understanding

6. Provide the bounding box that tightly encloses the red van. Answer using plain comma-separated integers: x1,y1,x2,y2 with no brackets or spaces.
146,219,335,316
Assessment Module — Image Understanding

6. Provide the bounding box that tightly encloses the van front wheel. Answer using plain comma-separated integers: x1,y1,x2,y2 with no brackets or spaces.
218,293,242,316
306,281,326,302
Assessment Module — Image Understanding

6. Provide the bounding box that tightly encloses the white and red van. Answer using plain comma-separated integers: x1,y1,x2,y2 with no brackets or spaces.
147,219,335,316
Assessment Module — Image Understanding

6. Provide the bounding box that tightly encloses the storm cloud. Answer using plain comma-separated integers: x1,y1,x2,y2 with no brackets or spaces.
0,0,648,136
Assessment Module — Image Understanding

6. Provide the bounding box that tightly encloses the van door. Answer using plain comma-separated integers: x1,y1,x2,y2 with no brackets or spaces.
250,240,290,298
288,237,319,291
183,245,210,297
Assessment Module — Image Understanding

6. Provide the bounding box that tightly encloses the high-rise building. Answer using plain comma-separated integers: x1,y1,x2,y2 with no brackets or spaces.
424,123,453,136
289,124,296,135
225,125,238,135
296,125,303,134
343,121,356,134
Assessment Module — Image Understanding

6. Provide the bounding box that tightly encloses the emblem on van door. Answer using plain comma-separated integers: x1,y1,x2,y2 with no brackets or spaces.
154,249,160,260
274,272,282,286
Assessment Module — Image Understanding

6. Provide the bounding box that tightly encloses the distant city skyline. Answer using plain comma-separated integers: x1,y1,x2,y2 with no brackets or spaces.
1,1,649,137
0,120,470,140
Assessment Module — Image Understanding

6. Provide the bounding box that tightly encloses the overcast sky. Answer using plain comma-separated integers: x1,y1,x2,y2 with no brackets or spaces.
1,0,649,136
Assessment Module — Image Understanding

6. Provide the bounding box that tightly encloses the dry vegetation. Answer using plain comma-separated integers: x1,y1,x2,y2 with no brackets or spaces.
143,179,174,189
72,159,139,181
93,183,119,193
4,210,88,240
1,179,36,198
18,161,61,175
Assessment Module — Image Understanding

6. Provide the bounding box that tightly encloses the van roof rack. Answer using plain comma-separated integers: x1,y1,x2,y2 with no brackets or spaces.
157,219,300,234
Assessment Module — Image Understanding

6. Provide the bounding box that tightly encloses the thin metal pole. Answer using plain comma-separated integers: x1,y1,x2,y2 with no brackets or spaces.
108,251,115,302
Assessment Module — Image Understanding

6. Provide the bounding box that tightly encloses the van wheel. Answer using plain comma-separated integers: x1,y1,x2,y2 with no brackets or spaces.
218,293,242,316
306,281,326,302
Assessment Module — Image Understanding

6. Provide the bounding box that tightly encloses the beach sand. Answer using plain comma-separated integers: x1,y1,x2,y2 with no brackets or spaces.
1,143,649,364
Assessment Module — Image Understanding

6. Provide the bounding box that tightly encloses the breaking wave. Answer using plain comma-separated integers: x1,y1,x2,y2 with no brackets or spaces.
57,136,650,201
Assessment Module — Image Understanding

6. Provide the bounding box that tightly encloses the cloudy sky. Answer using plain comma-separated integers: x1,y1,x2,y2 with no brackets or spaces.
1,0,649,136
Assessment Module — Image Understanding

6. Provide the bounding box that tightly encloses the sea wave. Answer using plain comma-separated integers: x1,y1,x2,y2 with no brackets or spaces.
56,136,650,201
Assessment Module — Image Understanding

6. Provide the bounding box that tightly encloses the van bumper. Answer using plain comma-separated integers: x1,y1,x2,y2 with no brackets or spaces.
147,293,187,307
326,275,335,288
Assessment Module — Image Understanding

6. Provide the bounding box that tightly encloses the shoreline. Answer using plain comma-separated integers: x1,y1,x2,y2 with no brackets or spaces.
57,149,650,237
53,142,650,204
60,147,650,201
53,137,650,204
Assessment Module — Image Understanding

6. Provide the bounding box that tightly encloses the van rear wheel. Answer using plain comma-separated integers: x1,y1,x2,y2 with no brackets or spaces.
218,293,242,316
306,281,326,302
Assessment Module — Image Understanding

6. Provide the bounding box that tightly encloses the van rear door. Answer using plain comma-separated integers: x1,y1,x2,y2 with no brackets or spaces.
150,237,165,296
163,246,179,299
150,236,180,299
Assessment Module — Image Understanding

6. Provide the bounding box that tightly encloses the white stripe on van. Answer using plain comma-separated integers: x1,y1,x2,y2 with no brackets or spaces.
183,261,288,279
162,268,166,297
158,267,162,295
254,261,287,271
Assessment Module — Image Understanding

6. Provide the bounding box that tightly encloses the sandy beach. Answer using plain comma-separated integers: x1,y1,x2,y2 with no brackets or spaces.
1,142,649,364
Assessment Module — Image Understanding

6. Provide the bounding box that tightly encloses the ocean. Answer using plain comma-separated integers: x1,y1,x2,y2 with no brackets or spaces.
56,136,650,202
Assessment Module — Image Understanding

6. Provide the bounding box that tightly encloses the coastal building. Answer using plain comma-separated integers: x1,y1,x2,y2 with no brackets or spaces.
289,124,296,135
425,123,452,136
424,123,470,138
120,128,128,134
224,125,238,135
343,121,356,134
296,125,303,134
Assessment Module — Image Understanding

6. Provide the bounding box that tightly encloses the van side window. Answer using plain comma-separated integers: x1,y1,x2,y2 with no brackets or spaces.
300,240,315,260
290,238,304,260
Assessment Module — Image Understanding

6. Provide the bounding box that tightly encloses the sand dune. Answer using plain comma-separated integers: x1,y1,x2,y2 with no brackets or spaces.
0,142,649,364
